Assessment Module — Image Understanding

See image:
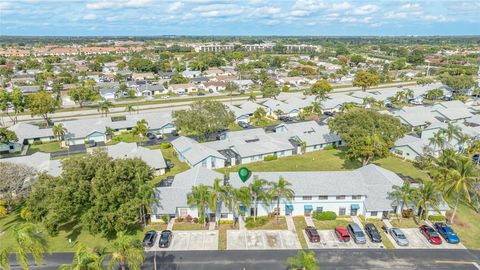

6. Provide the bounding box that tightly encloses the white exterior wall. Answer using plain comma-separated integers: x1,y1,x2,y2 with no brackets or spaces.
241,149,293,164
390,145,420,161
192,156,226,169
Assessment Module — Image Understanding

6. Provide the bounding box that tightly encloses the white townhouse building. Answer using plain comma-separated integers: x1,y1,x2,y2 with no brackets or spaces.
171,136,227,169
150,164,449,222
1,122,55,153
262,98,300,118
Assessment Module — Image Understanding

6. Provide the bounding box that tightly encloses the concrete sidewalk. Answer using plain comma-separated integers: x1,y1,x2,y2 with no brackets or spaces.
286,215,295,231
305,216,315,227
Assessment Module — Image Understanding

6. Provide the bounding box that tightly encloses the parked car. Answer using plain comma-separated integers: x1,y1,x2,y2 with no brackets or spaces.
472,154,479,163
434,222,460,244
159,230,173,248
238,122,249,129
197,92,206,96
143,230,157,247
305,226,320,243
146,133,156,140
88,140,97,147
419,225,442,245
171,130,179,137
323,111,334,117
364,223,382,243
385,103,394,109
335,226,350,242
165,159,174,169
347,223,366,244
388,227,409,246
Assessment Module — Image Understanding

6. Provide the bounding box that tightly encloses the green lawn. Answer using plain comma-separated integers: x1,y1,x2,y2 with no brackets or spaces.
390,217,424,228
250,117,281,128
172,223,207,230
146,146,190,185
110,132,141,144
247,217,287,230
218,223,238,250
27,141,64,154
218,149,430,181
448,202,480,249
292,216,308,249
312,219,350,230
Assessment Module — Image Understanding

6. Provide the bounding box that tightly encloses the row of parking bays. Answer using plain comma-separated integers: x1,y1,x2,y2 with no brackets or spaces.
304,230,384,249
146,231,219,251
386,228,466,249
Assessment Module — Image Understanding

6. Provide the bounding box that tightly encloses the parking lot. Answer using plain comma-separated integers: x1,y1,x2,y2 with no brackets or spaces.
389,228,466,249
304,229,385,249
227,230,301,250
147,230,218,251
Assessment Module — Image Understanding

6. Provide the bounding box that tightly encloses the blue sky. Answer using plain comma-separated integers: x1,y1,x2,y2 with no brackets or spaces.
0,0,479,36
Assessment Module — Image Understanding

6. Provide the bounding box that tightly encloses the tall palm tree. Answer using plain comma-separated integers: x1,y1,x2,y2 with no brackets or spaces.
456,132,471,153
105,127,115,140
339,102,358,112
0,248,11,270
285,250,319,270
247,92,256,102
97,101,112,117
107,233,144,270
132,119,148,145
208,178,230,226
431,149,458,184
414,181,442,221
11,222,48,270
248,177,271,222
442,156,475,224
187,185,211,225
52,123,68,144
59,244,104,270
125,105,136,115
443,123,461,144
135,170,155,227
404,89,414,100
428,131,446,153
394,90,406,104
388,181,416,222
268,177,294,222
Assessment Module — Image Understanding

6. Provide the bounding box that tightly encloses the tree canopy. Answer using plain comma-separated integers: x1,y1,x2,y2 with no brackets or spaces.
260,80,281,98
307,79,333,101
353,71,380,91
0,127,17,144
328,109,408,165
26,91,56,124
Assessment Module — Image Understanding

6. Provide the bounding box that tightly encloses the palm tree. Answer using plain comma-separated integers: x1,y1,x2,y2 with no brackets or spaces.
362,97,376,108
11,222,48,270
107,233,144,270
0,248,11,270
59,244,104,270
187,185,211,225
442,156,475,224
131,119,148,145
97,101,112,117
248,177,271,222
388,182,416,222
456,132,471,153
394,90,406,104
125,105,136,114
443,123,461,144
226,186,251,222
404,89,414,101
247,92,256,102
338,102,358,112
52,123,68,145
431,149,458,183
268,177,294,222
105,127,115,140
285,250,319,270
428,131,446,153
135,170,155,227
208,178,230,226
414,181,442,221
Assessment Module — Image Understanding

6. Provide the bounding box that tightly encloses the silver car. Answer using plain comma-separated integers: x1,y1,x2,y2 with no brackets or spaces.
389,227,409,246
347,223,366,244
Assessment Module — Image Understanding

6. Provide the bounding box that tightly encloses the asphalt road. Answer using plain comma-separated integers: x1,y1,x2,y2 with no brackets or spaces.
8,249,480,270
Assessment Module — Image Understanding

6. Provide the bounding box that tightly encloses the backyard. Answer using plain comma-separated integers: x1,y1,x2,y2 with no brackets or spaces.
27,141,64,154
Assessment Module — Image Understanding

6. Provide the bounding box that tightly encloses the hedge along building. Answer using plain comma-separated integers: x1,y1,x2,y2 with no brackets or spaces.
150,164,449,222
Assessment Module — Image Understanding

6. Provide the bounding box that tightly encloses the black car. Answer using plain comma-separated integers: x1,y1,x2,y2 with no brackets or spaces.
171,130,179,137
146,133,156,140
159,230,173,248
238,122,249,129
364,223,382,243
323,111,334,117
197,92,206,96
88,140,97,148
143,230,157,247
165,159,174,169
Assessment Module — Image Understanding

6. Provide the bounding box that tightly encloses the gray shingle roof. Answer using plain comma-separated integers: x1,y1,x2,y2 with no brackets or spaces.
171,136,226,166
8,122,53,142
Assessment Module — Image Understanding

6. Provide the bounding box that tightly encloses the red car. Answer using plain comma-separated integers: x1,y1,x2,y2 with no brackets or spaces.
335,226,350,242
419,225,442,245
305,226,320,242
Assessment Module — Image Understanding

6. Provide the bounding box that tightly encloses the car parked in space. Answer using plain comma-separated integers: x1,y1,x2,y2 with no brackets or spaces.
388,227,409,246
143,230,157,247
419,225,442,245
165,159,174,169
323,111,334,117
335,226,350,242
364,223,382,243
159,230,173,248
347,223,366,244
434,222,460,244
146,132,156,140
238,122,249,129
305,226,320,242
472,154,479,163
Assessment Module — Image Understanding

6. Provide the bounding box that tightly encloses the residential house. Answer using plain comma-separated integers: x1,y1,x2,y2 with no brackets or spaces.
262,98,300,118
202,81,226,93
182,70,202,79
0,152,62,177
168,83,197,94
171,136,227,169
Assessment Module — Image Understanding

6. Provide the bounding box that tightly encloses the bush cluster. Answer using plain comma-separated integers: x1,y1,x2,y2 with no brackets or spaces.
428,215,446,222
313,211,337,221
264,154,278,161
245,216,269,228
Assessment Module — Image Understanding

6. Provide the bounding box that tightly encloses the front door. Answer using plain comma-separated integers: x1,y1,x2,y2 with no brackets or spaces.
351,209,357,216
209,213,216,222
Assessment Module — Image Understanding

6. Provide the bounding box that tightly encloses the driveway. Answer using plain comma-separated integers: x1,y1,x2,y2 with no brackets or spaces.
305,229,385,249
227,230,301,250
147,230,218,251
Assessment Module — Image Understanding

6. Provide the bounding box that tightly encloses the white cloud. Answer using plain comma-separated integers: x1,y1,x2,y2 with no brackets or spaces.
352,4,379,15
83,13,97,20
400,3,420,10
167,2,184,13
86,0,152,10
424,15,453,22
330,2,351,11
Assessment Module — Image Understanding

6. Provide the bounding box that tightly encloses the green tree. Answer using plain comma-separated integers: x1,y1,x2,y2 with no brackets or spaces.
169,73,189,84
308,80,332,101
4,223,48,270
260,80,281,99
407,49,425,65
0,127,17,144
440,74,476,94
225,82,239,96
425,88,443,101
187,185,211,224
248,177,271,222
172,100,235,138
350,54,365,65
52,123,67,144
51,80,63,106
208,178,230,226
226,186,251,220
388,182,416,222
59,244,104,270
428,131,446,153
328,109,408,165
27,91,56,125
253,107,266,119
97,101,113,117
415,181,442,221
247,92,256,102
131,119,148,144
416,77,434,86
0,88,26,125
268,177,294,222
69,81,99,107
107,233,144,270
285,250,319,270
353,71,380,91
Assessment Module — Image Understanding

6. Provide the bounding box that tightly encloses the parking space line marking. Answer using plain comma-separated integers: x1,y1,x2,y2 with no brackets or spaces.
435,261,480,270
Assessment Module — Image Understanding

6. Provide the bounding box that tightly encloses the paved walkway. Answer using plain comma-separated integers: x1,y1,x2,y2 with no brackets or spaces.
167,218,175,230
239,216,246,231
209,222,216,231
305,216,315,227
286,215,295,232
383,219,393,229
351,216,363,226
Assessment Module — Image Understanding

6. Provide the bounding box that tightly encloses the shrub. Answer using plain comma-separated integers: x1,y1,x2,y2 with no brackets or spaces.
32,141,43,145
245,216,269,228
161,142,171,149
219,220,233,224
161,214,169,224
193,217,199,224
323,145,335,150
199,216,205,224
185,215,193,223
263,154,278,161
428,215,446,222
313,211,337,221
176,216,184,223
358,214,366,222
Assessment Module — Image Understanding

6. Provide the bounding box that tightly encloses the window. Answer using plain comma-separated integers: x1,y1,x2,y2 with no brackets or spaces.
201,160,207,167
336,195,346,200
155,215,162,220
339,207,346,216
371,211,378,217
302,196,312,200
316,207,323,213
221,213,228,219
352,195,361,200
318,196,328,200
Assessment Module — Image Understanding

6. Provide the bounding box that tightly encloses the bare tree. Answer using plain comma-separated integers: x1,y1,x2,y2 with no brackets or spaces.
0,162,37,209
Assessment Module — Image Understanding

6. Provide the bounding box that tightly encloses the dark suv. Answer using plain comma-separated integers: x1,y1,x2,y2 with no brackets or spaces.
143,230,157,247
364,223,382,243
305,226,320,242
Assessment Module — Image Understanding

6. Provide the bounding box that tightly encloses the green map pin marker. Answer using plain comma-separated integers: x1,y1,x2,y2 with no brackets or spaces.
238,167,251,183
